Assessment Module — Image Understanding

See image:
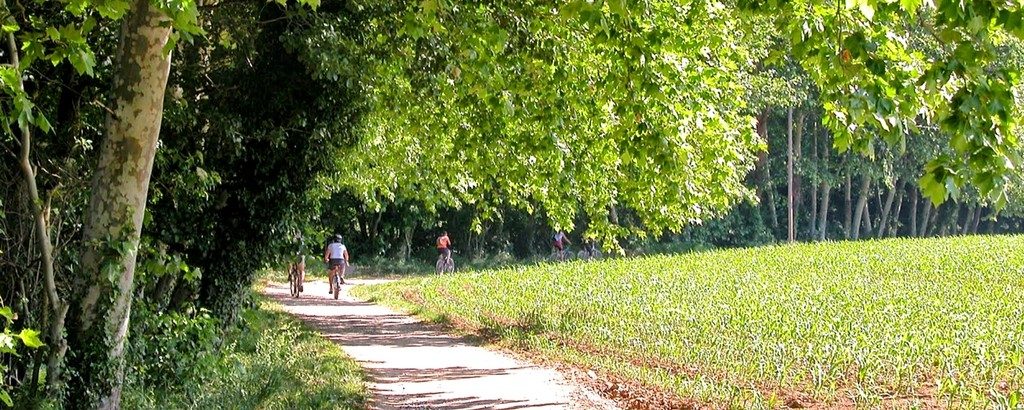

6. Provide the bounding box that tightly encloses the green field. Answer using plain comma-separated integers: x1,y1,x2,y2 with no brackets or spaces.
352,236,1024,408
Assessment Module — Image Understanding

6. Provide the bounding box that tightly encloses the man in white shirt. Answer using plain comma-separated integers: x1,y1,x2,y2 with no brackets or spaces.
323,234,350,291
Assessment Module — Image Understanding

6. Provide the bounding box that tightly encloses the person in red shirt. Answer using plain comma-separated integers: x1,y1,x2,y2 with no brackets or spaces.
436,231,452,261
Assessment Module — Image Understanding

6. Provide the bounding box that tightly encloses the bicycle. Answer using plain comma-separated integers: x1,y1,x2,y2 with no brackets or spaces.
328,260,346,300
577,248,602,261
435,250,455,274
288,234,305,298
550,247,574,262
288,262,304,298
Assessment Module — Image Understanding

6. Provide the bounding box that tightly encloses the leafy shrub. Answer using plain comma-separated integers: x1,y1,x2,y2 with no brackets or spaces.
124,303,221,391
122,299,366,409
0,305,42,407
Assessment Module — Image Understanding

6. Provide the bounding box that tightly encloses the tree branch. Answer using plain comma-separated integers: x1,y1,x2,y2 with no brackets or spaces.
5,16,68,391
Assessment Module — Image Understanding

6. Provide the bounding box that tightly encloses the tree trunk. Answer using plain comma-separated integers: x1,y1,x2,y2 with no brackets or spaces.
370,206,384,245
877,180,900,239
400,225,413,262
817,181,831,241
844,169,853,238
960,205,975,236
766,168,780,235
809,120,819,238
861,198,873,237
756,111,779,233
357,207,370,237
939,204,957,236
809,181,819,238
65,1,173,407
786,107,795,242
851,177,871,239
883,189,904,238
794,110,805,239
167,278,195,312
919,202,932,237
970,207,983,234
909,188,919,237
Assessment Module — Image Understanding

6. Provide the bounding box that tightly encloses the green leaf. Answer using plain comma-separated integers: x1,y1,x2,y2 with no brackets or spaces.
608,0,627,17
0,307,12,321
420,0,436,14
35,113,51,133
17,329,43,348
0,334,15,355
858,1,875,20
0,390,11,407
899,0,921,12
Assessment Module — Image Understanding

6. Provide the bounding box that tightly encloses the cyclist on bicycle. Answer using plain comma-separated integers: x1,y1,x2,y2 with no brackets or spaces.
581,239,598,259
292,258,306,291
552,231,572,260
323,234,349,292
437,231,452,262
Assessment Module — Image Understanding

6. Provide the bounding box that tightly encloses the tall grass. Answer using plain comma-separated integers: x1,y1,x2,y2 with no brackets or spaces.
353,235,1024,408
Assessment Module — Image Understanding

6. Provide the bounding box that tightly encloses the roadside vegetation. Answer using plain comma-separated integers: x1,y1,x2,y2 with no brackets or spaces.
353,235,1024,408
120,296,367,409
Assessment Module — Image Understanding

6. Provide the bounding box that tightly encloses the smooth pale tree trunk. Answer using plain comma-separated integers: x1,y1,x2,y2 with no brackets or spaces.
876,180,899,239
756,111,779,233
883,189,904,237
608,202,620,225
960,205,975,236
909,188,919,237
851,177,871,239
873,192,884,236
400,225,413,262
766,168,779,235
809,182,819,238
808,128,818,238
786,108,795,242
971,207,983,234
370,207,383,245
919,202,932,237
65,0,173,407
817,181,831,241
793,110,805,239
861,198,873,237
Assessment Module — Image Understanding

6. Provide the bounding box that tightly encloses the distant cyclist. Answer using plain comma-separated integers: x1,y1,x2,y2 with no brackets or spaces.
323,234,349,292
436,231,452,262
552,231,572,261
581,239,598,259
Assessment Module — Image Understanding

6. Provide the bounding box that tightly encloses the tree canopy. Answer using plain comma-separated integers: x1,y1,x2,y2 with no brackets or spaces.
4,0,1024,407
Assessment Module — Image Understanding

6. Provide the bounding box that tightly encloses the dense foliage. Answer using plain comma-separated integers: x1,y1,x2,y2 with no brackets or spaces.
3,0,1024,406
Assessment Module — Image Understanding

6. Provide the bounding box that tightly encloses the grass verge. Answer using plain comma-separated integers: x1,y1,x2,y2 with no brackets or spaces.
352,235,1024,409
123,297,368,409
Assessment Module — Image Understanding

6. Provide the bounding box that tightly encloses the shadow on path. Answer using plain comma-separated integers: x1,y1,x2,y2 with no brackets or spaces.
265,280,615,410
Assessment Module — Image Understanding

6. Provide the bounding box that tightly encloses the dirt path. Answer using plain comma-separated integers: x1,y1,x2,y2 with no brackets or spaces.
264,279,618,410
